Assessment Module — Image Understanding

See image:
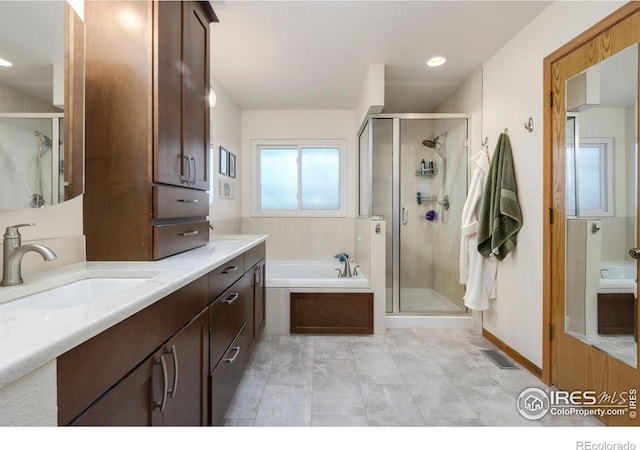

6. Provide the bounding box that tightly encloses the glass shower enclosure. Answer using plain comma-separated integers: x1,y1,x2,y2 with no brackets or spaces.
0,113,65,209
359,114,470,315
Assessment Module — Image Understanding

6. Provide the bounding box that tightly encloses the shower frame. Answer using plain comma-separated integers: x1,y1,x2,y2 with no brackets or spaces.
358,113,472,316
0,112,65,207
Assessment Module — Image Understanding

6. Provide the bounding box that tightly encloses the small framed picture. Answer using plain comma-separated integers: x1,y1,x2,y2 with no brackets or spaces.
229,153,236,178
219,147,228,176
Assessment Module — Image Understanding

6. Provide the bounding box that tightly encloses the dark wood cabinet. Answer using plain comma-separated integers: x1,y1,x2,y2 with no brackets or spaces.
58,243,267,427
71,312,208,426
156,1,211,190
83,1,217,261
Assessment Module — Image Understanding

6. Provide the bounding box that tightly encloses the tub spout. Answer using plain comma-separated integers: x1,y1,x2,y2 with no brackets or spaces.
334,253,352,278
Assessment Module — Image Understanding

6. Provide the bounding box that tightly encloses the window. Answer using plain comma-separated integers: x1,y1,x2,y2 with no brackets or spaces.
566,137,614,216
254,141,344,217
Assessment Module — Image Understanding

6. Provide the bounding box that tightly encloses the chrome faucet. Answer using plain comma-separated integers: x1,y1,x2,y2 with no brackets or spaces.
1,224,57,286
334,253,352,278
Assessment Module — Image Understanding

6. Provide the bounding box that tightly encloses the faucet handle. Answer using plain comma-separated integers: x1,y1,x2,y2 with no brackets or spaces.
4,223,35,238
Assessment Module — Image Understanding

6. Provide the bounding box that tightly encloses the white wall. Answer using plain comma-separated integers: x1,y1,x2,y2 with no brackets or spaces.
210,76,242,234
477,1,624,367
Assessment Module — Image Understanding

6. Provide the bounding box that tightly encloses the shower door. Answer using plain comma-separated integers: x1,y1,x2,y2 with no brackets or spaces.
360,114,470,315
398,116,469,314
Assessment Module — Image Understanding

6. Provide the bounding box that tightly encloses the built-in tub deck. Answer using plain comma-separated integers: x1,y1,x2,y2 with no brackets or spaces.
265,260,374,335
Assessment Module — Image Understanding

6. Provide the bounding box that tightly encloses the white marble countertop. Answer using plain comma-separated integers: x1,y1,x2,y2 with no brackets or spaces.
0,234,267,389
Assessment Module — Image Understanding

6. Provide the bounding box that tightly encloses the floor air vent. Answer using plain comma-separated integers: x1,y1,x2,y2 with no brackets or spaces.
480,349,519,369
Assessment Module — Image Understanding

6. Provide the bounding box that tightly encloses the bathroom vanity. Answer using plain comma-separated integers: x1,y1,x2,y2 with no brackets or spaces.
0,236,266,426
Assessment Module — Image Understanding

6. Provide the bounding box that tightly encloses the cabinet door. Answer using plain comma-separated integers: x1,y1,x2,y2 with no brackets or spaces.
155,0,187,187
161,311,209,426
155,1,210,190
71,350,163,426
182,1,210,190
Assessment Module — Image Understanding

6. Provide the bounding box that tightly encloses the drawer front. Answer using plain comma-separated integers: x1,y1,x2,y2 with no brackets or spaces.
154,185,209,220
208,254,245,301
245,241,266,271
209,323,251,426
209,276,250,371
153,220,209,259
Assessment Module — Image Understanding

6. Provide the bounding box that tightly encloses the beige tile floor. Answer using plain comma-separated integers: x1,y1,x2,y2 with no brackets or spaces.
223,328,603,427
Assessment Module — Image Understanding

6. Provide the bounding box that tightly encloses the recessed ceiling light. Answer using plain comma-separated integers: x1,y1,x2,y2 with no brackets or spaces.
427,56,446,67
0,57,12,67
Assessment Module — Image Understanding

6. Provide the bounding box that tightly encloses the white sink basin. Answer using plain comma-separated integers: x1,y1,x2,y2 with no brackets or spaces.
0,277,150,310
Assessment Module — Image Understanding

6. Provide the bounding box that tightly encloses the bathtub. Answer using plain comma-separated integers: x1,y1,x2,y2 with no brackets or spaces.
264,260,382,335
600,261,637,291
266,260,369,288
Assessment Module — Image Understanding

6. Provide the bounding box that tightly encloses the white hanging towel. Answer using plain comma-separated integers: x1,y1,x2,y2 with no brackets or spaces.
459,150,497,311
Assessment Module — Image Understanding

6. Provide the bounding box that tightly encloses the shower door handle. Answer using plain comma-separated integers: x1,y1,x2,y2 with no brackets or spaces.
401,207,408,225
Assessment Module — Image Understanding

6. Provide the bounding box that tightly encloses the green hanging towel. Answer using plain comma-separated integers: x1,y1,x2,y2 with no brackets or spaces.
477,132,522,261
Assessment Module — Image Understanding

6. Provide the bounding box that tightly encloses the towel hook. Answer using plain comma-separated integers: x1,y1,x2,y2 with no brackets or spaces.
482,137,489,150
504,128,509,135
524,117,534,133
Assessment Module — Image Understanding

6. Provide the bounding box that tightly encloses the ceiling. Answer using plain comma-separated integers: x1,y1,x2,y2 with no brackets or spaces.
210,0,551,112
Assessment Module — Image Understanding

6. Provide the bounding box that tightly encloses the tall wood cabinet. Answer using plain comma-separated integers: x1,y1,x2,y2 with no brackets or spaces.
83,1,217,261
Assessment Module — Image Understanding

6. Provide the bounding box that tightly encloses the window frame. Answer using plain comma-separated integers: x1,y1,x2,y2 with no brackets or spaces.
252,139,346,218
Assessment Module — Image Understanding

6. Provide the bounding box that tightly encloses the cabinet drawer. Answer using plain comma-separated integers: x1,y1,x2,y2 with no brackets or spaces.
209,323,251,426
245,241,266,271
153,220,209,259
208,253,245,301
154,185,209,219
209,277,249,371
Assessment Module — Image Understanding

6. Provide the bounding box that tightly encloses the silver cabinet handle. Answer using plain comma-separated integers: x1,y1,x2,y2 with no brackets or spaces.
167,345,178,399
222,293,239,305
153,354,169,412
177,198,199,203
402,207,408,225
190,155,197,185
178,230,199,237
221,265,238,274
182,154,191,184
629,248,640,259
254,265,262,286
224,346,241,364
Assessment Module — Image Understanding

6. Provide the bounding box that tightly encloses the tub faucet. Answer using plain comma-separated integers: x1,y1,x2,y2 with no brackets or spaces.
1,224,57,286
334,253,352,278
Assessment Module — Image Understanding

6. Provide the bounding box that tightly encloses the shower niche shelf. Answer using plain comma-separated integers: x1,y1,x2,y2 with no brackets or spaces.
417,192,437,204
415,168,437,177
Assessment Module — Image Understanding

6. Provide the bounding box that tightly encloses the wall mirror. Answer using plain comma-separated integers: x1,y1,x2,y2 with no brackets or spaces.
0,1,84,210
564,42,638,368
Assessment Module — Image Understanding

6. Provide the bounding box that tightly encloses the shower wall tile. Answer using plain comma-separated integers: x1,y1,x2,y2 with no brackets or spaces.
566,219,586,257
585,220,601,290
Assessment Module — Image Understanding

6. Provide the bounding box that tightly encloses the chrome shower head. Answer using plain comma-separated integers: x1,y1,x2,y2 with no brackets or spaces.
421,138,438,149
